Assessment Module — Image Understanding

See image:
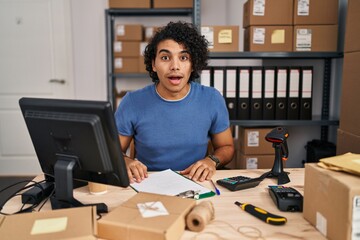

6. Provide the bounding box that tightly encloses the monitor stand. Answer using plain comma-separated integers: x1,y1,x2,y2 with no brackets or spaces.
50,154,108,214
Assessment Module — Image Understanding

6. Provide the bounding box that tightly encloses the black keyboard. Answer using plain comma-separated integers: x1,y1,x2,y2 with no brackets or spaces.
216,175,263,191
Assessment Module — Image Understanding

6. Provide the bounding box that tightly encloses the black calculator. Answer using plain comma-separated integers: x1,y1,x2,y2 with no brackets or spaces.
216,175,263,191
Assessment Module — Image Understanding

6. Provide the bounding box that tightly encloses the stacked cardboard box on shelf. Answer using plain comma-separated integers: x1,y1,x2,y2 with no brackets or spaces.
337,0,360,154
114,24,143,73
201,25,240,52
293,0,338,52
235,127,279,169
108,0,192,9
243,0,339,52
243,0,294,52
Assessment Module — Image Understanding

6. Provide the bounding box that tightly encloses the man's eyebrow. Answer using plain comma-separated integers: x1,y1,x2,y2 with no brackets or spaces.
158,49,190,54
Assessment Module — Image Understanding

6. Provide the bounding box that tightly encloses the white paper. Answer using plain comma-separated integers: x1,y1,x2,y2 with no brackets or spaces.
131,169,212,197
137,201,169,218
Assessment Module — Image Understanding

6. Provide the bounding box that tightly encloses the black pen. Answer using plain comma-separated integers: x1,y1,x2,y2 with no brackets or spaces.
210,179,220,195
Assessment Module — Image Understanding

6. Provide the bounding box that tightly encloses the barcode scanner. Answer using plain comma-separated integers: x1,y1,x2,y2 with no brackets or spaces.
262,127,291,185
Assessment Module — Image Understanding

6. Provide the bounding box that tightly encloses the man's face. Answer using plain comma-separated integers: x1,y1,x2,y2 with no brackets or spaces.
152,39,193,100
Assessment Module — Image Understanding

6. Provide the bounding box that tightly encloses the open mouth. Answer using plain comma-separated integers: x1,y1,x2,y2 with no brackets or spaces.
168,76,182,85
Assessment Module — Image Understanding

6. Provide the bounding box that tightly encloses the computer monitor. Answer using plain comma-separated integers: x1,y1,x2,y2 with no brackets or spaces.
19,97,129,213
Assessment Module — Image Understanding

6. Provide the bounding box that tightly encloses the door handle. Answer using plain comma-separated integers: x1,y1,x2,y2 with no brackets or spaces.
49,79,66,84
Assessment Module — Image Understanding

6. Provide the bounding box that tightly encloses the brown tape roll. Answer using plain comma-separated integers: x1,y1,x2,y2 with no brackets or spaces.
186,201,215,232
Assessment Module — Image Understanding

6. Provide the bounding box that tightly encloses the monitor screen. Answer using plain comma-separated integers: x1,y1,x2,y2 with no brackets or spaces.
19,97,129,213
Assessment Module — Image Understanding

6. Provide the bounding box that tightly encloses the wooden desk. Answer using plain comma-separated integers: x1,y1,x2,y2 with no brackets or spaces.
2,169,326,239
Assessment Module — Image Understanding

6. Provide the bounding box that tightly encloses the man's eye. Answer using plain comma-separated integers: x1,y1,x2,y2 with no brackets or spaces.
181,56,189,61
161,56,169,61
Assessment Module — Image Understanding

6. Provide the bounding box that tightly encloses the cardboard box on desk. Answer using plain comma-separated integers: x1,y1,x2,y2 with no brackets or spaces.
97,192,196,240
0,206,97,239
303,163,360,240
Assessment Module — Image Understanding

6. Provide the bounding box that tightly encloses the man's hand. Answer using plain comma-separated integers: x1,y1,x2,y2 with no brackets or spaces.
124,156,148,183
180,157,216,182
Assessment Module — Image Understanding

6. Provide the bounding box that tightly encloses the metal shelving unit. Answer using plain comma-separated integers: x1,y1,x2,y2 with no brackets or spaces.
207,52,343,141
105,1,343,142
105,0,201,107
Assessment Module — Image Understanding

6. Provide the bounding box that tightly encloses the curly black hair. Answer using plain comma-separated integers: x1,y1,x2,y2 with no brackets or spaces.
143,21,209,82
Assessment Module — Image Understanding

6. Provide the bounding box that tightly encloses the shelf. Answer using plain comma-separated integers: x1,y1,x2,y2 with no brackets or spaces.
112,73,148,78
209,52,344,59
106,8,194,17
230,118,339,127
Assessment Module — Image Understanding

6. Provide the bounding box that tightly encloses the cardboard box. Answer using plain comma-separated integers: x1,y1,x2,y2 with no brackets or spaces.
144,26,159,41
115,24,143,41
97,192,196,240
114,57,139,73
243,0,293,28
238,153,279,169
244,25,293,52
339,52,360,136
238,127,274,155
138,42,148,73
293,0,338,25
153,0,193,8
114,41,141,57
293,25,338,52
0,206,97,239
108,0,150,9
201,25,240,52
336,129,360,155
344,0,360,53
303,163,360,240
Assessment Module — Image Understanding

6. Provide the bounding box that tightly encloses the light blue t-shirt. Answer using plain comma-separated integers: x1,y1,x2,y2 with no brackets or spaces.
115,81,230,171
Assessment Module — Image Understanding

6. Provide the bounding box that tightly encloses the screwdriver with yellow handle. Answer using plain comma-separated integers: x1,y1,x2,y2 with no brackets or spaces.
234,201,287,225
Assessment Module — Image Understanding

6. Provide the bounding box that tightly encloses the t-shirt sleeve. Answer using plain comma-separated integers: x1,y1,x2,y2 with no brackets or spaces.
114,92,135,136
210,89,230,134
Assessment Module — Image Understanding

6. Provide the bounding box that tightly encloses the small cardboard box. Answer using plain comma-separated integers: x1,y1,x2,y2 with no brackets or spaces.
303,163,360,240
114,41,141,57
115,24,143,41
339,51,360,136
293,25,338,52
97,192,196,240
238,153,279,169
201,25,240,52
238,127,274,155
108,0,150,9
336,129,360,155
0,206,97,239
293,0,338,25
243,0,293,27
153,0,193,8
244,25,293,52
114,57,139,73
344,0,360,53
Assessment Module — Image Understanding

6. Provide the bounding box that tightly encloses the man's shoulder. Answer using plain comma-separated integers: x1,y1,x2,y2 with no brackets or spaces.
191,82,221,97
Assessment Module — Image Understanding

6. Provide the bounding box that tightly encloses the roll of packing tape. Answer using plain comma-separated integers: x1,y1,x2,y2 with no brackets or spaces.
186,201,215,232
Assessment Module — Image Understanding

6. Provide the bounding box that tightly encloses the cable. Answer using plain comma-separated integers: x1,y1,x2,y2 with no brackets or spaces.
0,180,47,215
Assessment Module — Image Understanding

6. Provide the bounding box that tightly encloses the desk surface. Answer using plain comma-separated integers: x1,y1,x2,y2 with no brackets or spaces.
3,169,326,240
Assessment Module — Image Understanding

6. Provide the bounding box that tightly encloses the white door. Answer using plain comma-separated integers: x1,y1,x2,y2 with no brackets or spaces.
0,0,74,175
